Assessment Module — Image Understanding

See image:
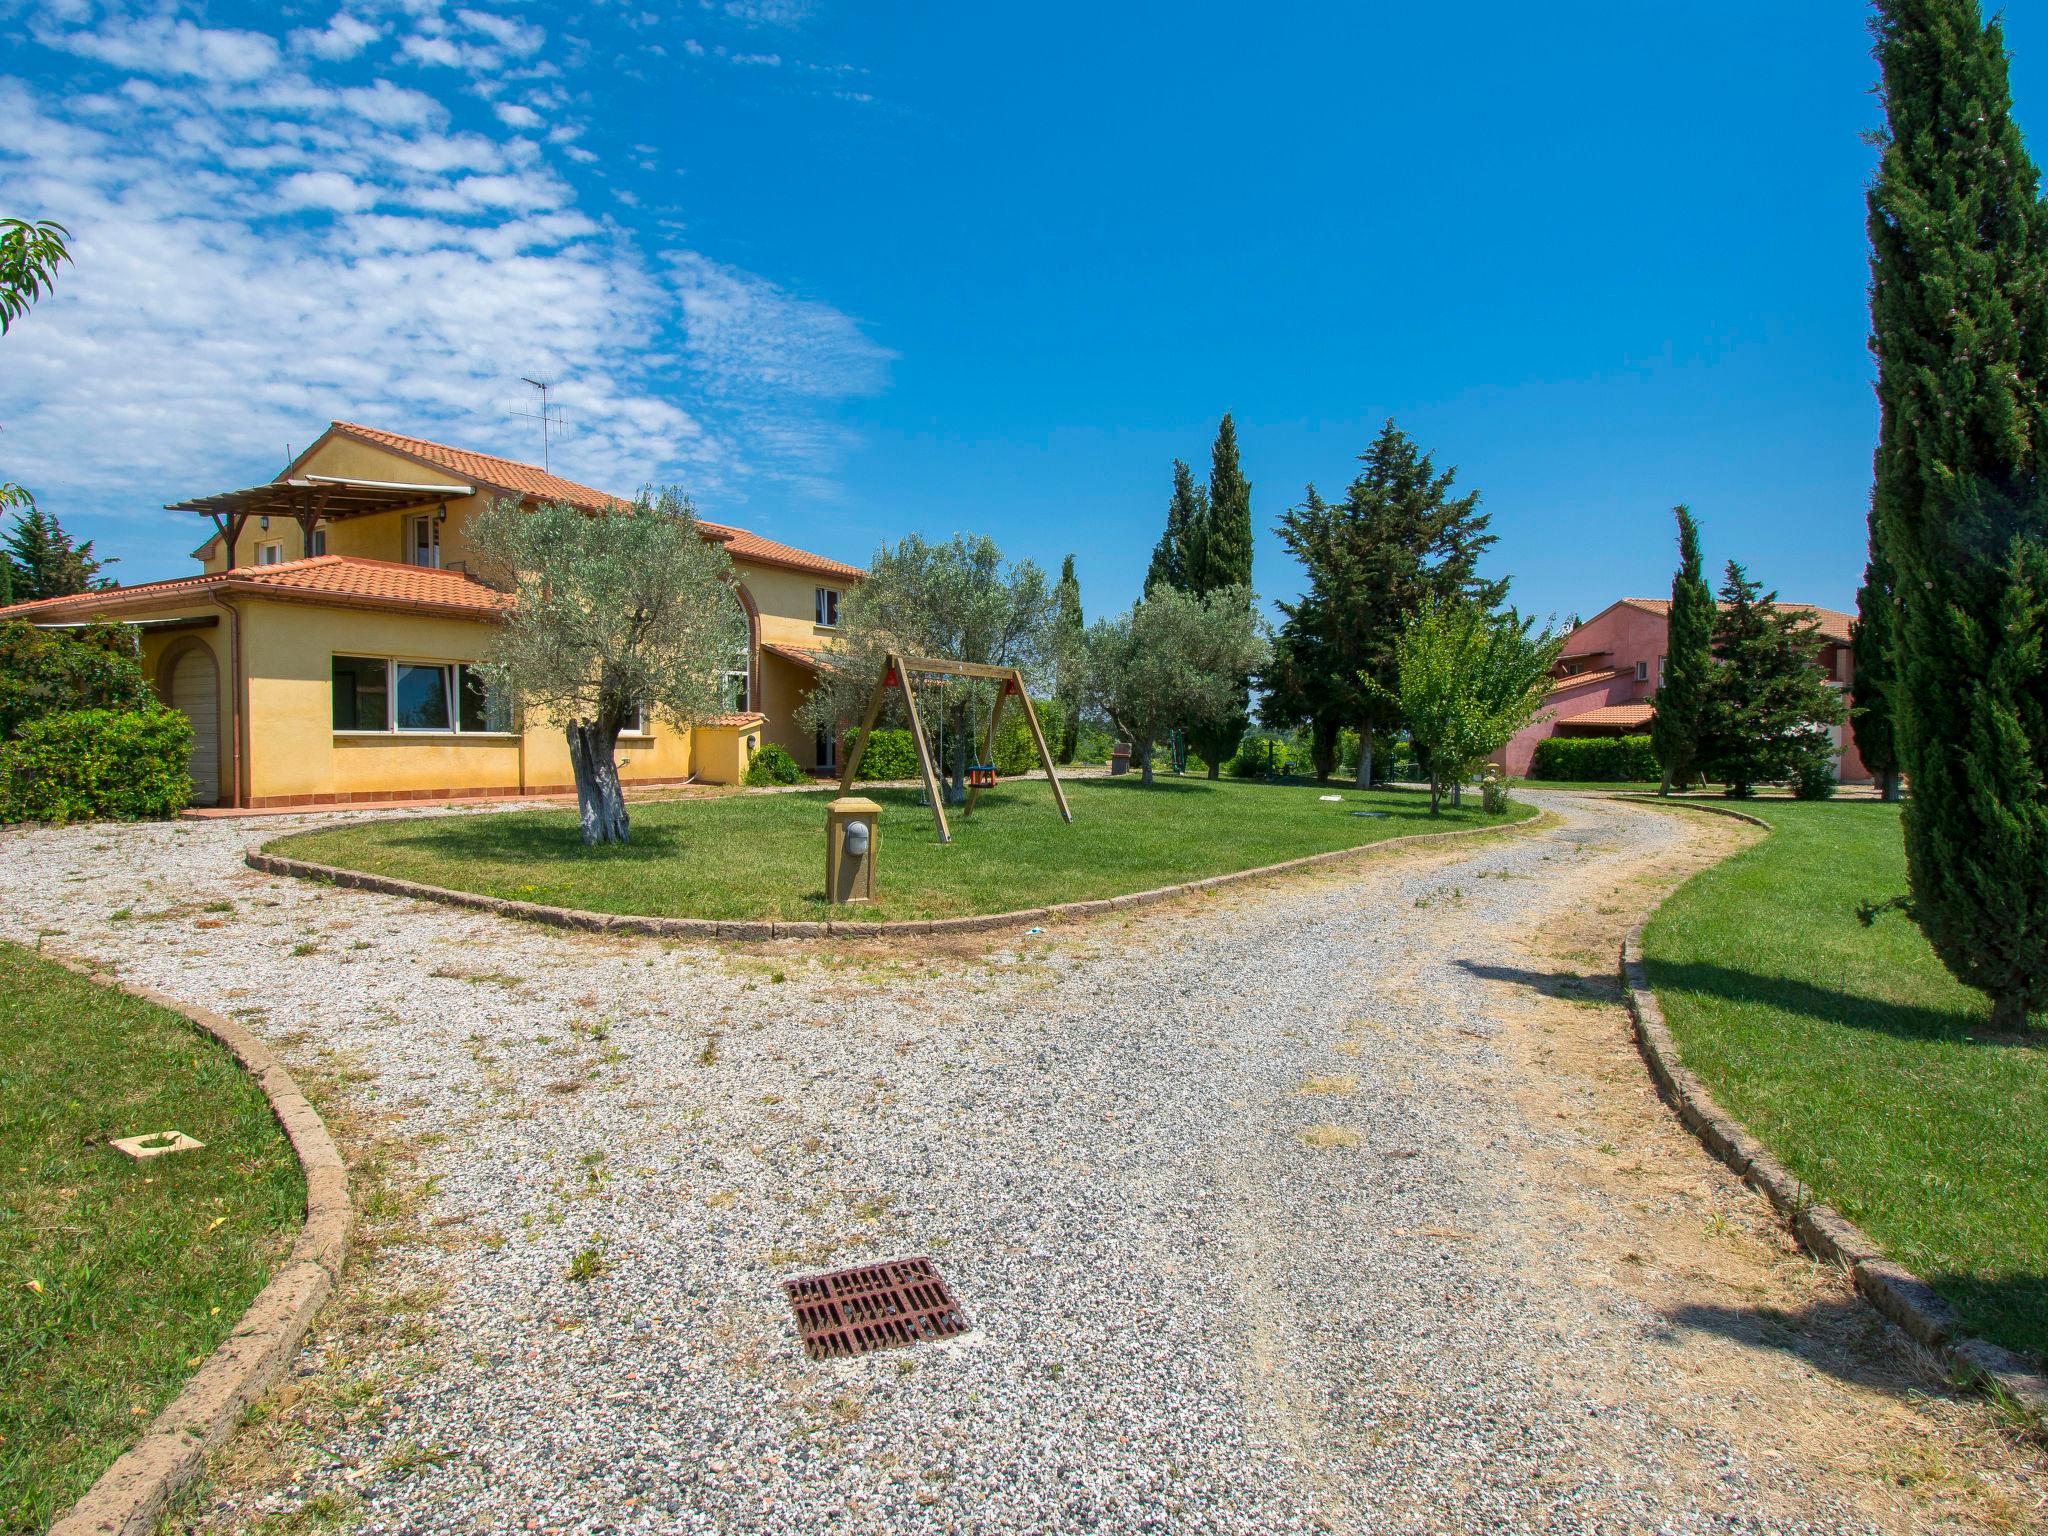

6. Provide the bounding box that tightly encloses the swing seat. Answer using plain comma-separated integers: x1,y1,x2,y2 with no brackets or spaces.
968,764,998,788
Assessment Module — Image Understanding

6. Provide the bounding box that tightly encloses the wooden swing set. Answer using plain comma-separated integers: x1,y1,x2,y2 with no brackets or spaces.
836,652,1072,844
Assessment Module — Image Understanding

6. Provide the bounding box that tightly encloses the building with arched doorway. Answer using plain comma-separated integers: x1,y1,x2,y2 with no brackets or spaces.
0,422,860,809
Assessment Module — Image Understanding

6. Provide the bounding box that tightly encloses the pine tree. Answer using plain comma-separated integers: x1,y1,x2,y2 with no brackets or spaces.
1851,534,1902,801
1052,553,1085,763
3,503,113,603
1650,505,1714,794
1274,422,1503,787
1186,413,1255,776
1697,563,1845,799
1145,461,1205,597
1868,0,2048,1029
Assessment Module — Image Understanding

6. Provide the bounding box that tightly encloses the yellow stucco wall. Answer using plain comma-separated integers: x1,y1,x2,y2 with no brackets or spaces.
202,437,483,573
693,722,763,785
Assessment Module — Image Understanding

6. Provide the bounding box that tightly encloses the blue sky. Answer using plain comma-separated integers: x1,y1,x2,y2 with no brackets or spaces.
5,2,2045,626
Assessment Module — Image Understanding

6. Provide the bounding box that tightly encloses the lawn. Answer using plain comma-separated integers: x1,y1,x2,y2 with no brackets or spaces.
268,776,1534,923
1640,800,2047,1365
0,943,305,1534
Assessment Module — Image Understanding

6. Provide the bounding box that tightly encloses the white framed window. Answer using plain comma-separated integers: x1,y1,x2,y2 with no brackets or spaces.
1635,660,1650,683
406,513,441,568
816,729,837,771
1656,654,1667,684
724,636,751,713
331,656,511,734
307,526,327,557
622,700,652,737
815,587,840,628
256,541,284,565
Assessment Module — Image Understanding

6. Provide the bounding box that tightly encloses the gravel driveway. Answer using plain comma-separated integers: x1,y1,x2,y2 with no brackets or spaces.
7,793,2038,1535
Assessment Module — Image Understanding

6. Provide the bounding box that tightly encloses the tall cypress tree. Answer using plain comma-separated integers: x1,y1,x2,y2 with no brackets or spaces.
1187,413,1254,777
1869,0,2048,1030
1052,553,1085,763
1146,460,1205,597
1851,536,1902,801
1650,505,1714,794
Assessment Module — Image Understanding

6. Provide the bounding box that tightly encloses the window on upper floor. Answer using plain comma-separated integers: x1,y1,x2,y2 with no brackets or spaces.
815,587,840,628
406,513,441,568
256,541,283,566
307,525,327,557
1635,660,1650,683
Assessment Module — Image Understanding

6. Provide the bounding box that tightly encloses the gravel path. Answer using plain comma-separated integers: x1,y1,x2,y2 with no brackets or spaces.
6,794,2032,1534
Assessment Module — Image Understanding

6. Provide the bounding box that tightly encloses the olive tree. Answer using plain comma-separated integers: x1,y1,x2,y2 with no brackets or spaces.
798,533,1052,803
1084,584,1270,786
467,490,747,845
1383,601,1563,814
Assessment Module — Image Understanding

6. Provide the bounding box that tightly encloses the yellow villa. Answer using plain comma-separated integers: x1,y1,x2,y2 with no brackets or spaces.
0,422,861,809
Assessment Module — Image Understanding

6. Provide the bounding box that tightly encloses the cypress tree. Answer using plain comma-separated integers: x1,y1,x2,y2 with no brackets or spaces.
1187,413,1254,777
1851,537,1902,801
1650,505,1714,794
3,502,113,602
1052,553,1085,763
1146,461,1205,597
1698,562,1846,799
1868,0,2048,1030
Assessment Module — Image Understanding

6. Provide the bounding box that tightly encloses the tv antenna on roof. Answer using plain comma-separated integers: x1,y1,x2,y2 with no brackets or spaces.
516,375,565,471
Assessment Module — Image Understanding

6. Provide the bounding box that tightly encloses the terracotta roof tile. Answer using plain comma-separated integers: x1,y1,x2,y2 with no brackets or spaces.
761,641,843,672
1560,702,1656,728
0,556,508,621
1622,596,1852,645
331,422,626,513
1547,667,1626,694
699,519,864,581
698,711,768,728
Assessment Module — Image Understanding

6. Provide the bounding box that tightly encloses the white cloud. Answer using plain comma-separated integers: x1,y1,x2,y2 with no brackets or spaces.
493,101,542,130
45,12,280,82
291,12,380,62
0,7,892,535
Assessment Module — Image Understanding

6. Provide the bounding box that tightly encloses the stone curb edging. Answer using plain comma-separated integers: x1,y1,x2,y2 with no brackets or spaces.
244,808,1542,945
1613,798,2048,1416
47,960,354,1536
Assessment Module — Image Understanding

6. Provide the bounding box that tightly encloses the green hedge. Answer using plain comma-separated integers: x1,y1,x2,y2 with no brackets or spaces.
847,728,920,782
992,697,1064,776
742,742,806,787
0,706,193,823
1528,733,1661,782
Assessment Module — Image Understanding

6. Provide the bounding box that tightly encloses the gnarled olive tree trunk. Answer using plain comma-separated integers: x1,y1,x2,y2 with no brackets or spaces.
566,719,629,845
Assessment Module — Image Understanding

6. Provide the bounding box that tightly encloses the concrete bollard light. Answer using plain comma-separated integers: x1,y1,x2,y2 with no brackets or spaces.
827,796,880,904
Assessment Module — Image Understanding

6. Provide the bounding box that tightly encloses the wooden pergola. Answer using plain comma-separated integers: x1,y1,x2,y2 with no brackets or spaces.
168,475,475,565
837,652,1071,844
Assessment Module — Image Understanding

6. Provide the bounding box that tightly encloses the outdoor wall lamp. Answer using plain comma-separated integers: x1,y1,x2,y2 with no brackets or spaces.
259,515,270,529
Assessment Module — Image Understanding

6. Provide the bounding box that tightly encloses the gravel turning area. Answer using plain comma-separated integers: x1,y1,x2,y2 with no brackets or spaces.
8,793,2041,1535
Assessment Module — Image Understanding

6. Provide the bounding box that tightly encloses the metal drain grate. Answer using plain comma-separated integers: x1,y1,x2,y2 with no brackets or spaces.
784,1256,969,1360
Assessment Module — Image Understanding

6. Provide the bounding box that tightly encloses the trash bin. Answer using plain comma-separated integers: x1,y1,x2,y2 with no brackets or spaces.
1109,742,1132,776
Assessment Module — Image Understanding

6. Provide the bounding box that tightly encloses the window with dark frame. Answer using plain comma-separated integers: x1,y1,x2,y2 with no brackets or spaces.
458,666,511,733
331,655,389,730
815,587,839,627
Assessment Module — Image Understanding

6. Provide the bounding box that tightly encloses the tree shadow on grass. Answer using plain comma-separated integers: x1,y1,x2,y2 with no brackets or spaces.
1659,1281,2047,1395
1454,956,2041,1051
359,821,696,868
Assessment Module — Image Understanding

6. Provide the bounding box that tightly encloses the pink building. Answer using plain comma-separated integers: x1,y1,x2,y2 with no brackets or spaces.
1497,597,1870,783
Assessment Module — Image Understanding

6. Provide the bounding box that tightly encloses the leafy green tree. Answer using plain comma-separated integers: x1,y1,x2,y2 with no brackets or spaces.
1145,460,1205,596
1052,553,1085,763
1185,413,1255,777
1650,505,1714,794
467,491,748,845
1083,585,1269,787
797,533,1053,803
1379,600,1563,815
1852,537,1902,801
1867,0,2048,1029
1696,563,1845,799
2,218,72,513
0,620,150,739
1275,423,1505,789
3,503,114,603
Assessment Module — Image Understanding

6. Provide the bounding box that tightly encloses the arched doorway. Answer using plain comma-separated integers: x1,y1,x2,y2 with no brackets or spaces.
161,643,221,806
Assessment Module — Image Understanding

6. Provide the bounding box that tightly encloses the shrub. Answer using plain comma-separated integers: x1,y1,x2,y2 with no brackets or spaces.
1791,733,1840,801
0,706,193,823
742,742,806,787
1228,731,1294,778
1528,734,1661,782
992,696,1065,776
846,728,920,782
0,620,152,740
